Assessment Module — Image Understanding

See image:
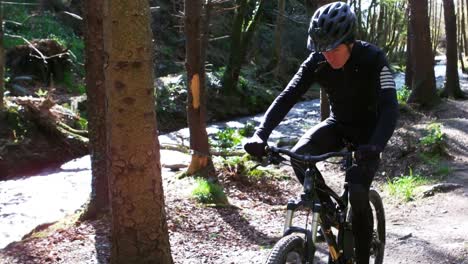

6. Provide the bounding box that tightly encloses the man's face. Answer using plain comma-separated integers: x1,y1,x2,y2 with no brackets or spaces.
322,44,352,69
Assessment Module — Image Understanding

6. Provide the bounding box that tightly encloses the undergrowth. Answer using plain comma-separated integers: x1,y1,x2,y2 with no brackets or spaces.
191,178,228,205
386,168,431,202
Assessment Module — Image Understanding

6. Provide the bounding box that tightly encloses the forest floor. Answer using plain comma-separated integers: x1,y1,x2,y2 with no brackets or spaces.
1,90,468,263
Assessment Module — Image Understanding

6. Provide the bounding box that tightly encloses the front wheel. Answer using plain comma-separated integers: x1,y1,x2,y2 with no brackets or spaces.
265,234,306,264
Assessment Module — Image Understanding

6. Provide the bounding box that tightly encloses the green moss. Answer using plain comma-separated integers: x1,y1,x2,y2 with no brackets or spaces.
191,178,228,205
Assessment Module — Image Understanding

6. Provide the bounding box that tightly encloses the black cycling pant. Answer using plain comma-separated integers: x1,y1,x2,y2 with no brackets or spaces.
290,118,379,264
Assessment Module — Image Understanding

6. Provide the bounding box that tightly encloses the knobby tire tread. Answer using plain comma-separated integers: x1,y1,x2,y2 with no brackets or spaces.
369,189,385,264
265,234,306,264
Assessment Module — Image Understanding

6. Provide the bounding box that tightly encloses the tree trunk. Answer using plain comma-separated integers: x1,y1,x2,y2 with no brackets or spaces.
441,0,464,98
80,0,109,221
408,0,439,107
185,0,215,178
103,0,173,263
305,0,334,120
222,0,265,94
459,0,468,69
457,0,467,73
405,6,413,88
465,0,468,55
273,0,286,77
0,2,4,109
222,0,248,94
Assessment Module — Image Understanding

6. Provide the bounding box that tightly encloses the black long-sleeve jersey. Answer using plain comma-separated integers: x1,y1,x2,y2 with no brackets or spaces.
256,41,399,149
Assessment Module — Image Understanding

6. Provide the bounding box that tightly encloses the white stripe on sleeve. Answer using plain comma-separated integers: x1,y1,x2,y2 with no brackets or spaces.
380,66,396,90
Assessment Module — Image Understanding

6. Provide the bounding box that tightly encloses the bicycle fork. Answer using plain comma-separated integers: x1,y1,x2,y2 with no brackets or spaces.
283,200,321,263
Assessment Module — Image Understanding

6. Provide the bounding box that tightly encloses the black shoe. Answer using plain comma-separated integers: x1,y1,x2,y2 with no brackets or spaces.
316,227,325,243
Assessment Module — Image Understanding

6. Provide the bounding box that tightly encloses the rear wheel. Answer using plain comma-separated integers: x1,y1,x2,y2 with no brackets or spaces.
265,234,306,264
369,189,385,264
344,189,385,264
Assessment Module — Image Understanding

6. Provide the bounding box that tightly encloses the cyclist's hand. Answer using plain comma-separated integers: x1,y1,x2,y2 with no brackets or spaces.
355,144,382,162
243,134,267,158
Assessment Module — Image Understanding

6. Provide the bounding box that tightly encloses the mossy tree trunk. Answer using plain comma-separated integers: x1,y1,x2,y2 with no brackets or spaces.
222,0,265,94
184,0,215,178
441,0,464,98
103,0,173,263
80,0,109,220
407,0,439,107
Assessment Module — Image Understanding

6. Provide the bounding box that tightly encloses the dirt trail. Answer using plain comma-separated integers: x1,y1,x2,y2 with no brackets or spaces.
379,83,468,264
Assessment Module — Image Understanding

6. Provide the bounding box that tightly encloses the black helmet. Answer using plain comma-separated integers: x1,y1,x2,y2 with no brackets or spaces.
307,2,356,52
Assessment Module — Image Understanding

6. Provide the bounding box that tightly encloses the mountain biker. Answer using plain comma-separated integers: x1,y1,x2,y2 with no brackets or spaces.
243,2,398,264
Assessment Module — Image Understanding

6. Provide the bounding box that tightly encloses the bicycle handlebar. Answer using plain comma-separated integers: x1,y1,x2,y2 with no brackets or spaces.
267,145,352,163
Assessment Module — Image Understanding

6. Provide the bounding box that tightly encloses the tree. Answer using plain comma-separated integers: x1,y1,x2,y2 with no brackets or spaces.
407,0,439,107
184,0,215,177
0,1,4,109
80,0,109,221
405,6,413,88
271,0,285,78
457,0,467,72
441,0,464,98
103,1,173,263
304,0,334,121
222,0,265,94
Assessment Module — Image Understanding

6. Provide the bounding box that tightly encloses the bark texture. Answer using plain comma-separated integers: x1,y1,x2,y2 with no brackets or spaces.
408,0,439,107
441,0,463,98
185,0,215,177
103,1,173,263
81,0,109,220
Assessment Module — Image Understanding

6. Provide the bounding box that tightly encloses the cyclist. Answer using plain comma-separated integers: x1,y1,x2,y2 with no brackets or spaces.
244,2,398,264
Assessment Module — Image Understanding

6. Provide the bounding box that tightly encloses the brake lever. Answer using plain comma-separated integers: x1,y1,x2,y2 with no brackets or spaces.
268,152,286,165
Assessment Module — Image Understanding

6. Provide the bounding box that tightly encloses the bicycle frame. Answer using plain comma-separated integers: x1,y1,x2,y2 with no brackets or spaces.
281,155,354,263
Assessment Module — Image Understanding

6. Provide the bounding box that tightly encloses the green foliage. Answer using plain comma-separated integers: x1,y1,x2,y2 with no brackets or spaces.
435,164,452,177
75,117,88,131
62,71,85,94
238,121,255,137
35,88,48,97
4,6,84,65
212,121,256,151
191,178,228,205
419,152,441,166
156,75,187,113
419,122,445,155
216,155,288,182
3,4,85,95
391,64,406,73
214,128,244,150
5,106,29,143
386,168,430,202
397,85,411,105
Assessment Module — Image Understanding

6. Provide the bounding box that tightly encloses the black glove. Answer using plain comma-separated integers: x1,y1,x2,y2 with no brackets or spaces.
243,134,267,158
355,144,382,162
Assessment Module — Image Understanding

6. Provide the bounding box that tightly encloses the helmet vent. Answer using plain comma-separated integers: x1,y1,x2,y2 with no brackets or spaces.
307,2,356,52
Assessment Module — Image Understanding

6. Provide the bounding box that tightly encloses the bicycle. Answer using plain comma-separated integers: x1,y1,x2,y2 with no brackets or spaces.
263,146,385,264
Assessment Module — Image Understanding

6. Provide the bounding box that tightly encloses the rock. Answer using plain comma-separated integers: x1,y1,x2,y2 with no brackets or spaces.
422,183,463,197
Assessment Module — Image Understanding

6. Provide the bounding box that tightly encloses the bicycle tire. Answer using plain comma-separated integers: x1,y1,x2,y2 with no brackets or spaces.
343,189,385,264
369,189,385,264
265,234,306,264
